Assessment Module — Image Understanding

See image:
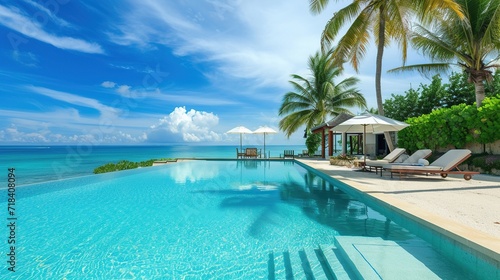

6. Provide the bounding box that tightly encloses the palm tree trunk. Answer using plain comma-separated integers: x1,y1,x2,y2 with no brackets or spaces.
474,78,486,107
375,5,395,152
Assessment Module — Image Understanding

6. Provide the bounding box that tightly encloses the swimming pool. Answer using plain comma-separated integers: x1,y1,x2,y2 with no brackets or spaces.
1,160,473,279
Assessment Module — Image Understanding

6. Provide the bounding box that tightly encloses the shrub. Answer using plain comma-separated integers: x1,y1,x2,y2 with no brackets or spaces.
330,153,356,160
398,95,500,151
470,154,500,173
93,159,161,174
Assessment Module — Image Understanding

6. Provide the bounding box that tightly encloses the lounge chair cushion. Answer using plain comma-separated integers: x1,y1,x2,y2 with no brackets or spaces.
406,149,432,163
430,149,471,171
418,158,429,166
383,148,406,162
384,149,471,172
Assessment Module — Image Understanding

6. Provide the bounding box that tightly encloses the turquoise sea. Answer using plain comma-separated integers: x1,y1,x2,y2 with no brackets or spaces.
1,145,306,186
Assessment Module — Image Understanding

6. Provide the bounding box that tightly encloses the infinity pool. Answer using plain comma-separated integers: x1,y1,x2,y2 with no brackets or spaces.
1,160,472,279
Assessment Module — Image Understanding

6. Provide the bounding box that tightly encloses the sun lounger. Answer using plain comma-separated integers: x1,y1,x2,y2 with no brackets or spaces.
383,149,479,180
368,149,432,176
354,148,406,167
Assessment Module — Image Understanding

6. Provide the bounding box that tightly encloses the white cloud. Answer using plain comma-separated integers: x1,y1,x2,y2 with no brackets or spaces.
148,107,222,142
27,86,119,117
107,0,429,109
101,81,116,88
21,0,73,28
0,4,104,54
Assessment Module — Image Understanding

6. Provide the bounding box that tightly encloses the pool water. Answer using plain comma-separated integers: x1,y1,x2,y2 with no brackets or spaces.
1,160,469,279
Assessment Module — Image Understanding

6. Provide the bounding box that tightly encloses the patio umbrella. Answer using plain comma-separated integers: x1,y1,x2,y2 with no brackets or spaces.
331,113,409,166
227,126,253,152
253,126,277,158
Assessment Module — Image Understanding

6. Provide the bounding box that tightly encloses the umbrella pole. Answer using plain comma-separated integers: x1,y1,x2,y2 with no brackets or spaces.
264,133,266,159
363,125,367,170
240,134,243,154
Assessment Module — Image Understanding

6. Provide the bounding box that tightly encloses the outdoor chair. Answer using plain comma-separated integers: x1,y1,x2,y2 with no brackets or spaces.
236,148,245,159
283,150,295,159
245,148,260,158
383,149,479,180
368,149,432,175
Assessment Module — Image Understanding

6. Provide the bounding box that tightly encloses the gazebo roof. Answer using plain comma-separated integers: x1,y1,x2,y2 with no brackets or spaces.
311,113,354,133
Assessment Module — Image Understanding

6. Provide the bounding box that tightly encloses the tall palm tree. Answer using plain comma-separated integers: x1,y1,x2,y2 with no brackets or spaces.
279,49,366,137
390,0,500,107
309,0,462,150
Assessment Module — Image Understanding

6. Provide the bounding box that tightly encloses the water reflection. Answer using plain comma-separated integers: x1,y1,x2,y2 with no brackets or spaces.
170,161,220,183
280,169,411,239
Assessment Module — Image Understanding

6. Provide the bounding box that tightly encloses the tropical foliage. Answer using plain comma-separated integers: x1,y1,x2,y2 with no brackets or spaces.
398,95,500,152
391,0,500,107
305,132,322,156
309,0,462,150
278,49,366,137
384,71,500,121
93,159,174,174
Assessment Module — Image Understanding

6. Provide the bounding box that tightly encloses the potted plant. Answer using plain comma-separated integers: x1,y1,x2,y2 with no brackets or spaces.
330,153,356,166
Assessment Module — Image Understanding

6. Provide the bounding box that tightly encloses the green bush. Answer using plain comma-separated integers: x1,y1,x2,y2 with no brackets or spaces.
470,154,500,173
398,95,500,152
93,159,160,174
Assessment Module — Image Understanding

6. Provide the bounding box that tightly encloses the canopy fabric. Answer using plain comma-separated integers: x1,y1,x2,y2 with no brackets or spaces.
331,113,409,134
227,126,253,134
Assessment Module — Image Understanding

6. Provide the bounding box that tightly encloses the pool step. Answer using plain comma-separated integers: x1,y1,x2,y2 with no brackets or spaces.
268,245,354,279
334,236,445,280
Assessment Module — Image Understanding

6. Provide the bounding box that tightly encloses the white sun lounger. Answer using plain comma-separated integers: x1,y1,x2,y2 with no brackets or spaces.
368,149,433,176
383,149,479,180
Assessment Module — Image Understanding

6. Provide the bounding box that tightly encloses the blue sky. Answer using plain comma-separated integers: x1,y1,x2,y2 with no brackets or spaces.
0,0,429,145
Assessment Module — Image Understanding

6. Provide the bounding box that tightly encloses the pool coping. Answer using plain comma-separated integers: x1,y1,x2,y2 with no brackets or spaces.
295,159,500,265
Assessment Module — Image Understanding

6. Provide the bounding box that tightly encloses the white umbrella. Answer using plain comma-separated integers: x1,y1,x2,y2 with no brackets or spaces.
253,126,277,158
227,126,253,152
331,113,409,166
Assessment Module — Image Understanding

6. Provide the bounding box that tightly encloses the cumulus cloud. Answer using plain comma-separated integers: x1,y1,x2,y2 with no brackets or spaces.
147,107,221,143
0,124,147,144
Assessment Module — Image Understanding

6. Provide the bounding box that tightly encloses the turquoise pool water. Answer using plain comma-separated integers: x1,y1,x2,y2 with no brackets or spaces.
1,160,470,279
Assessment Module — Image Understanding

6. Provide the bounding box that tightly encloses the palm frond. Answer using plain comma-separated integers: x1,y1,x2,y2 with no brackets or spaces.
309,0,330,15
321,2,362,50
389,63,452,76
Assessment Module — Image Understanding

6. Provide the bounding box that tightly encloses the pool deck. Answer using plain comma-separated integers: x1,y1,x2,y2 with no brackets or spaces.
296,158,500,264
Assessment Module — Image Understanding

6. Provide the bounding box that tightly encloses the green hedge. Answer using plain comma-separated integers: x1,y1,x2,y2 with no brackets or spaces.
94,159,159,174
398,95,500,152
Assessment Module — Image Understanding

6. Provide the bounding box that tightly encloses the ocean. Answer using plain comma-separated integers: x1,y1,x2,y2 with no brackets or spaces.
1,145,306,186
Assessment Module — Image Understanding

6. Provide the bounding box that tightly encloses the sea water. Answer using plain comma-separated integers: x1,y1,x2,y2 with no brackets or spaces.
1,145,306,185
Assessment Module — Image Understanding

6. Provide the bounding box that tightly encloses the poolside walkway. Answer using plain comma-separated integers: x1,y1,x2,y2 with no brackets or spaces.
296,158,500,263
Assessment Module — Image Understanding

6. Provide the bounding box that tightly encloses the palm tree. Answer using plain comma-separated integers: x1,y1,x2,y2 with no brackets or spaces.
390,0,500,107
309,0,462,150
278,49,366,137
